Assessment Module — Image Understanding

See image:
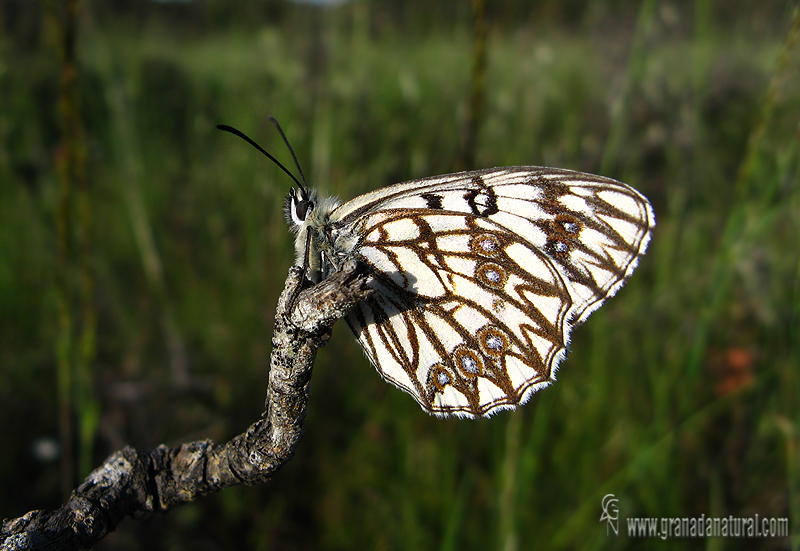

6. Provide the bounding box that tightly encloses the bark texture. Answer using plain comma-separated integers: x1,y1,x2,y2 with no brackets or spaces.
1,261,373,551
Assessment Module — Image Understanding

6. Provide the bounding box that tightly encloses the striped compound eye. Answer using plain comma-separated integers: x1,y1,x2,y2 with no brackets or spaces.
294,197,312,222
285,188,314,227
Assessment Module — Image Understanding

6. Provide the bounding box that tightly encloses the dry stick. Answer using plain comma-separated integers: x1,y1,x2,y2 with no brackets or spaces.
1,261,373,551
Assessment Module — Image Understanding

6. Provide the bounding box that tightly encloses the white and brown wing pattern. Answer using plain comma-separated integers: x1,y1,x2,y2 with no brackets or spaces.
331,167,654,417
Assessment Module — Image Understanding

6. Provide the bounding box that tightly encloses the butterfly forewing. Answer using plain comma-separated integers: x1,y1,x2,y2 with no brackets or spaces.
320,167,654,417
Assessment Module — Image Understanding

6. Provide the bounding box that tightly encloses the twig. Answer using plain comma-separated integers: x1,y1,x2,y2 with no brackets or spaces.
0,261,373,551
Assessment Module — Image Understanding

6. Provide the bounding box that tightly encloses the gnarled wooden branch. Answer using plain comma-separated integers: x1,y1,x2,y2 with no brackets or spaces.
0,261,373,551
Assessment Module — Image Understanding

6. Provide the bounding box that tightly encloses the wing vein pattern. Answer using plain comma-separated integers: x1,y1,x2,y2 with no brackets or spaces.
323,167,654,417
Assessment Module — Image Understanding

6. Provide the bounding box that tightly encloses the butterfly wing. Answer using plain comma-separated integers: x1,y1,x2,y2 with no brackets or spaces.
330,167,654,417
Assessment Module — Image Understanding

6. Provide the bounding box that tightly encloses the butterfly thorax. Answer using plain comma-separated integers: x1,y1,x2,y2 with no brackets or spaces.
285,186,350,283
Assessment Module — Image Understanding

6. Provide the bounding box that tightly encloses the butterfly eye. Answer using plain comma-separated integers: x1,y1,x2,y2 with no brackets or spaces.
295,198,312,221
286,188,313,226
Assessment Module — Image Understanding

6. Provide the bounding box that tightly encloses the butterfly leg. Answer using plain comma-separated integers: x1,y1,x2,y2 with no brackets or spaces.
288,259,375,335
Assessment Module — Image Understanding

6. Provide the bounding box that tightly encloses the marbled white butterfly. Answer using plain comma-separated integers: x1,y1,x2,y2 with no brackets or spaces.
221,123,655,418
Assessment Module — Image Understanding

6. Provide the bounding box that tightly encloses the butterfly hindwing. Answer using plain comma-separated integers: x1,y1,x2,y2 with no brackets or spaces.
342,210,562,416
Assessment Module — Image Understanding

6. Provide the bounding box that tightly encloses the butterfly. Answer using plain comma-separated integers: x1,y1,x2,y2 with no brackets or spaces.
220,124,655,418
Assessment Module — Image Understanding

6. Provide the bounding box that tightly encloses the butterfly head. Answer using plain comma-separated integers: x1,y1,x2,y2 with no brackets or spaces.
284,186,317,231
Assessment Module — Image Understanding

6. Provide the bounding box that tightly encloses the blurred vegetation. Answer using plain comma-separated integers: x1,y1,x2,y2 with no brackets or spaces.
1,1,799,550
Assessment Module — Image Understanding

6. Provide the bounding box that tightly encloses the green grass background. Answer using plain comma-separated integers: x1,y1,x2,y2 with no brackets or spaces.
1,1,799,550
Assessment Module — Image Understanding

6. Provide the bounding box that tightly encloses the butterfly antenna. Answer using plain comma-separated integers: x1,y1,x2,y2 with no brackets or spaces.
216,124,305,191
267,116,308,191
